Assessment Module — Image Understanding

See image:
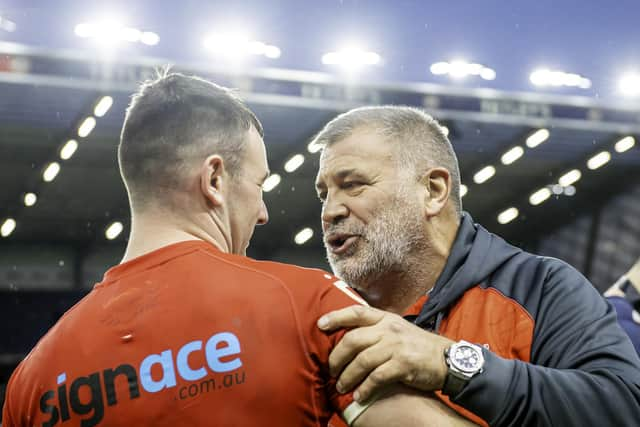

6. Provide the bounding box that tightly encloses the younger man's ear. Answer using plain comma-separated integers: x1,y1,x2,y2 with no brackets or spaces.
201,155,225,206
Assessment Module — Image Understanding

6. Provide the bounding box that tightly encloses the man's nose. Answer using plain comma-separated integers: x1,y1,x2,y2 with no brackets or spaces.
321,193,349,229
257,200,269,225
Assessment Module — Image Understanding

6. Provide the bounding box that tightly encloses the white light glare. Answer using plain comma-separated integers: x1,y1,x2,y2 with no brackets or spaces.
619,73,640,97
501,146,524,165
0,16,17,32
43,162,61,182
526,129,550,148
440,125,450,136
74,22,159,46
140,32,160,46
105,221,124,240
497,207,519,225
430,61,496,80
284,154,305,173
558,169,581,187
94,96,113,117
294,227,314,245
615,136,635,153
262,174,281,192
587,151,611,170
78,117,96,138
307,140,324,154
24,193,37,207
460,184,468,198
1,218,16,237
529,187,551,206
203,32,280,59
530,69,591,89
322,46,381,68
60,140,78,160
473,165,496,184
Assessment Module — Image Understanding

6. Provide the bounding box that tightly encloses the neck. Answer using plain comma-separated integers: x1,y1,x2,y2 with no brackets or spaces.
121,208,228,263
357,247,446,315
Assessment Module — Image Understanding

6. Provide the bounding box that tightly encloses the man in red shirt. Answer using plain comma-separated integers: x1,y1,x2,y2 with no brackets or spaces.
3,73,473,427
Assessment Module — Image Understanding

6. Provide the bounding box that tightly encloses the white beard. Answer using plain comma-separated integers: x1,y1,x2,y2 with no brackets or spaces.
325,189,424,290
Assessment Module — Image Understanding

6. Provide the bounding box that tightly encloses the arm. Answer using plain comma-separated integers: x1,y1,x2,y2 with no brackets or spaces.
354,386,478,427
452,261,640,426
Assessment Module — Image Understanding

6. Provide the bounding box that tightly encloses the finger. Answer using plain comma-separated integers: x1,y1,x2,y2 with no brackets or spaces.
335,344,392,394
329,325,382,377
318,305,384,332
354,361,404,403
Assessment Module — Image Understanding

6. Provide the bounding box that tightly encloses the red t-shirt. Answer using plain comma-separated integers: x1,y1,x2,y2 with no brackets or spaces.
3,241,364,426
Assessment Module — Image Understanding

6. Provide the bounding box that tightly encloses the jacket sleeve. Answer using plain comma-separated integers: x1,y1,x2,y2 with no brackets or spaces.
450,260,640,426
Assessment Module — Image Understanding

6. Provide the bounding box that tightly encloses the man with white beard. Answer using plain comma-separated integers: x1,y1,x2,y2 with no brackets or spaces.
313,106,640,427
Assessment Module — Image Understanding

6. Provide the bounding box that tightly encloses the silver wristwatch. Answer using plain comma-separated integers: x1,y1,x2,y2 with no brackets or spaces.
442,340,485,396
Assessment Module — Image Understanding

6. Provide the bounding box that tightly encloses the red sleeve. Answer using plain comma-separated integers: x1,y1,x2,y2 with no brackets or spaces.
2,363,22,427
304,273,365,415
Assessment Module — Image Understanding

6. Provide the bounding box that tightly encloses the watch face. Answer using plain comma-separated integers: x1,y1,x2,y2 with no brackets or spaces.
451,345,481,373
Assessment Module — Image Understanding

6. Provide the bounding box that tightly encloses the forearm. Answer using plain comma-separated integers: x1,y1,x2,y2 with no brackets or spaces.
354,386,478,427
453,350,640,427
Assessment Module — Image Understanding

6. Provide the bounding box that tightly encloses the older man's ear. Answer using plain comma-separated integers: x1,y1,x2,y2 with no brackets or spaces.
421,167,451,218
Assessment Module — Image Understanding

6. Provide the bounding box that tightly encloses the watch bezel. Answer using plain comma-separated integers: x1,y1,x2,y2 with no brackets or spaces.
448,341,485,376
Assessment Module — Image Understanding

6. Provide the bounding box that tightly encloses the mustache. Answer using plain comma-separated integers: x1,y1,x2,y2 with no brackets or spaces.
323,223,367,244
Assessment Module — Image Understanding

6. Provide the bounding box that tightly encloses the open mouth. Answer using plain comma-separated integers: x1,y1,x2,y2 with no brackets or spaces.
326,234,360,255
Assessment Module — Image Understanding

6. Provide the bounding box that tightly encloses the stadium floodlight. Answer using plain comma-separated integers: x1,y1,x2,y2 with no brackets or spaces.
615,136,635,153
530,68,591,89
526,128,550,148
262,174,281,192
501,146,524,165
203,31,280,59
94,96,114,117
480,68,497,81
60,140,78,160
284,154,305,173
430,60,496,81
78,117,96,138
587,151,611,170
322,45,381,69
24,193,37,207
1,218,16,237
529,187,551,206
497,207,519,225
294,227,314,245
140,31,160,46
74,21,159,46
473,165,496,184
460,184,468,198
307,140,324,154
558,169,581,187
618,73,640,97
430,62,450,75
105,221,124,240
43,162,61,182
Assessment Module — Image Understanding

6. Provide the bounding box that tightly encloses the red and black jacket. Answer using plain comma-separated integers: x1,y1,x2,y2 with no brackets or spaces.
408,213,640,426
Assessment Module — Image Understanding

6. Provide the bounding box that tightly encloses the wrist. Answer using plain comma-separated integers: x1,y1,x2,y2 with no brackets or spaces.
442,340,485,396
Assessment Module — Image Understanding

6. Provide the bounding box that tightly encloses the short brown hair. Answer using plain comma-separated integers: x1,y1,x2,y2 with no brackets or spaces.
311,106,462,215
118,70,263,208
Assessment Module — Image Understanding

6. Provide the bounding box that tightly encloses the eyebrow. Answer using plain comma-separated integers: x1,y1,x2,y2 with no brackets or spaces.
315,168,365,191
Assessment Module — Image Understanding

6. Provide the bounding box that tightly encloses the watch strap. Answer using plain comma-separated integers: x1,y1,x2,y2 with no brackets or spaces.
442,368,469,396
